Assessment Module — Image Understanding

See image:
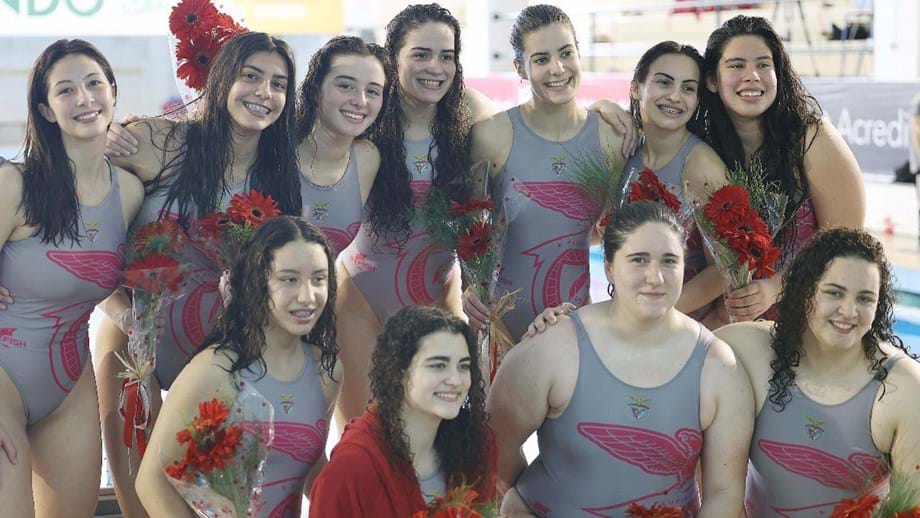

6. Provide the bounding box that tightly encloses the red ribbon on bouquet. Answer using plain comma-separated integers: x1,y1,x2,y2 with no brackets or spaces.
121,379,148,456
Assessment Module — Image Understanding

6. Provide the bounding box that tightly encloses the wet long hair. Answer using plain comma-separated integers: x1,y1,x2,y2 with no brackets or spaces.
768,228,916,410
152,32,301,224
21,39,117,245
295,35,388,143
509,4,578,65
630,41,706,137
370,305,489,488
206,216,337,380
702,15,821,221
368,3,472,243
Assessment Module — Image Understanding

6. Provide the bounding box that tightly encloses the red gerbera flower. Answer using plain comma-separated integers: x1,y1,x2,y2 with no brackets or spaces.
198,425,242,473
456,221,491,261
191,398,231,434
892,509,920,518
196,211,232,240
228,190,281,227
169,0,220,41
747,233,782,277
829,494,880,518
176,36,222,91
448,198,494,215
212,12,248,44
626,502,683,518
124,253,184,292
703,184,751,226
717,207,770,240
133,219,185,255
628,167,681,213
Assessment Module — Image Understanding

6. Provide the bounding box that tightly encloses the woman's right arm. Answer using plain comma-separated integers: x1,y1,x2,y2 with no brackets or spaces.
135,347,236,517
0,164,26,310
487,323,567,485
107,118,178,182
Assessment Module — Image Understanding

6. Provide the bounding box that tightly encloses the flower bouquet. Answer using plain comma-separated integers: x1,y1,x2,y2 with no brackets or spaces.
564,147,629,229
831,468,920,518
423,161,519,383
412,482,498,518
169,0,247,101
689,160,787,292
626,166,682,214
164,381,274,518
626,503,684,518
118,219,189,457
192,189,282,271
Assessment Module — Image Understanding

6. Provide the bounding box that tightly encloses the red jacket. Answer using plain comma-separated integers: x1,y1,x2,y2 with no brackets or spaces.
309,407,495,517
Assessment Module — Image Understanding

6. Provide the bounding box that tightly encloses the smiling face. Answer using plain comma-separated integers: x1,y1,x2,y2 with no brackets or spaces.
805,256,880,352
317,53,386,138
633,53,700,132
39,53,115,141
403,330,472,421
266,240,329,341
708,35,777,122
517,22,581,105
396,22,457,106
226,51,289,135
606,222,684,320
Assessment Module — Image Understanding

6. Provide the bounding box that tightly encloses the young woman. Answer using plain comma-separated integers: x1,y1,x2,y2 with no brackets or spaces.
465,4,626,341
295,36,387,257
136,216,341,518
98,32,302,517
702,15,865,323
624,41,729,319
715,228,920,514
0,39,144,517
489,201,753,516
309,305,493,517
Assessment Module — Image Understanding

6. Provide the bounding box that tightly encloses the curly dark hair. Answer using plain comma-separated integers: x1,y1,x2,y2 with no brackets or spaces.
370,305,489,488
702,15,821,224
151,32,302,225
295,35,388,143
768,228,916,410
630,41,706,137
509,4,578,65
368,3,472,245
204,216,338,380
21,39,117,245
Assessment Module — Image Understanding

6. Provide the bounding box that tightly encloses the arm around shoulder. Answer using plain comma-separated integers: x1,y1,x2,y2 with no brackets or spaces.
470,113,513,172
111,117,178,182
803,120,865,229
464,87,499,124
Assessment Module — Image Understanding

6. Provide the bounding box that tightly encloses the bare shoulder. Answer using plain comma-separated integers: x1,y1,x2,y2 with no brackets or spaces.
803,119,859,174
683,141,729,189
173,345,236,389
713,321,775,378
0,161,24,204
882,349,920,394
463,86,499,123
352,138,380,175
597,117,627,163
471,110,513,168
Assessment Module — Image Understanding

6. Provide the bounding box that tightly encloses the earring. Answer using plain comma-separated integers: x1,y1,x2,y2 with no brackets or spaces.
607,283,615,298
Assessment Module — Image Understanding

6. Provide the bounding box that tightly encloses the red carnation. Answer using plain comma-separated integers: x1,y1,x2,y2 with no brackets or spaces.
169,0,220,41
124,253,184,292
703,184,751,226
456,221,491,261
176,36,222,91
830,494,880,518
228,190,281,227
628,167,681,213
